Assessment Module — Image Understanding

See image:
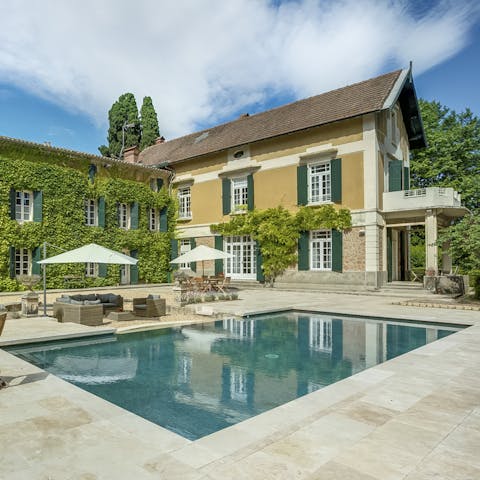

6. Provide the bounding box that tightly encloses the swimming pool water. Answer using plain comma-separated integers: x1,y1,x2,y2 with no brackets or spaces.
7,312,460,440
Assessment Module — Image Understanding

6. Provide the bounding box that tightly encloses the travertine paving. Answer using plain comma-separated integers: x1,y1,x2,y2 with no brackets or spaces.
1,286,479,479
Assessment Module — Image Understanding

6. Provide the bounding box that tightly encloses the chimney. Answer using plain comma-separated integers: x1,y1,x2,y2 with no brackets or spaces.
155,136,165,145
123,146,139,163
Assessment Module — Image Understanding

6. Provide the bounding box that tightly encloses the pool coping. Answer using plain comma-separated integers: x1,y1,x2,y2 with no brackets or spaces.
1,295,480,478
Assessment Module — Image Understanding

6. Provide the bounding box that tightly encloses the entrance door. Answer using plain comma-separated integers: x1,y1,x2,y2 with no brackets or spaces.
120,264,130,284
224,236,257,280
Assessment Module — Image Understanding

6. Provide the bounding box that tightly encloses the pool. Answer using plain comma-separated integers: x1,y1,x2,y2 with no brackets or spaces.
6,312,461,440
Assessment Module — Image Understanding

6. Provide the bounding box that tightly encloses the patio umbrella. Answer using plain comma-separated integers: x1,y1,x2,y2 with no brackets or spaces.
37,243,138,316
170,245,232,276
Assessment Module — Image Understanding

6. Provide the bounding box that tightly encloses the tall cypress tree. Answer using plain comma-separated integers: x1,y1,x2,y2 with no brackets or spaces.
99,93,141,158
140,96,160,151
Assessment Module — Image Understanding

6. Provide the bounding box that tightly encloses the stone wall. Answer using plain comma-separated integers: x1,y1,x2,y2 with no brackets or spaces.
194,236,215,276
343,227,366,272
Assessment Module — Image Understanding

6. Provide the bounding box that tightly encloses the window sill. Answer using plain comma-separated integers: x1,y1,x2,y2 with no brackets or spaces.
230,209,248,215
306,201,333,206
177,216,192,223
16,219,33,224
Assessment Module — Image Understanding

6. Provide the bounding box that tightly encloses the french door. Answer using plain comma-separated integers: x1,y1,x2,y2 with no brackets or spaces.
224,236,256,280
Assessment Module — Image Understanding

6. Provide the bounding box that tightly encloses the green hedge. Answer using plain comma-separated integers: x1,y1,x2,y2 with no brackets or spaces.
0,152,175,291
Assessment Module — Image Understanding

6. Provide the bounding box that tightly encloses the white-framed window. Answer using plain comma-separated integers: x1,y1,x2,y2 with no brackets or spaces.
149,208,158,231
230,366,247,403
309,317,333,353
231,177,248,212
179,239,191,269
15,248,31,275
84,199,97,226
308,162,331,204
178,187,191,219
85,262,98,277
118,203,130,229
310,230,332,270
15,191,32,222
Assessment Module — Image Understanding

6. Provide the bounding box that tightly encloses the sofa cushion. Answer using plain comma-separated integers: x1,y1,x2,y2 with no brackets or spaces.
70,295,83,301
96,293,108,303
56,297,71,304
102,302,117,308
70,299,84,305
85,299,101,305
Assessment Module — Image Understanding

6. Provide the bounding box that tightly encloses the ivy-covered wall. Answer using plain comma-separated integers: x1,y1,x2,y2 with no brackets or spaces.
0,138,175,291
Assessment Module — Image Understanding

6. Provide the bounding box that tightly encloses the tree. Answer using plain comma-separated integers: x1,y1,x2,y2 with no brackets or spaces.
99,93,141,158
211,205,351,286
140,96,160,151
411,100,480,211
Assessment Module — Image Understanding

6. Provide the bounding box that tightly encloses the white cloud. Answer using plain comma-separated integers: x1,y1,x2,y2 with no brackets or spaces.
0,0,478,140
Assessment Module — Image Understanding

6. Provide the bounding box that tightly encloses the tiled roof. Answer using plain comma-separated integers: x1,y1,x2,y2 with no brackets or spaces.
140,69,403,165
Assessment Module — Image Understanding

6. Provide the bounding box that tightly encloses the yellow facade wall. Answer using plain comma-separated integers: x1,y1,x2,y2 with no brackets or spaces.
254,165,298,210
341,152,364,210
174,151,227,176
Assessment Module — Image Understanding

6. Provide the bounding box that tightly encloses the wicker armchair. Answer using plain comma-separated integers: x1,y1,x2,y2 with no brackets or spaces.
133,296,166,317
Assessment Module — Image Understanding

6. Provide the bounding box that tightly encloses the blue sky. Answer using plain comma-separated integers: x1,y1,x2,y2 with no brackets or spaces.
0,1,479,155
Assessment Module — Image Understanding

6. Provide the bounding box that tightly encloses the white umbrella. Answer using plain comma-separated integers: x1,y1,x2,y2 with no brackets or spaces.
170,245,232,276
38,243,138,265
37,243,138,316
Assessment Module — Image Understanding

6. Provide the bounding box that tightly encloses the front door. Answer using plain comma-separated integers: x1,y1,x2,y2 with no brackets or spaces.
120,264,130,284
224,236,256,280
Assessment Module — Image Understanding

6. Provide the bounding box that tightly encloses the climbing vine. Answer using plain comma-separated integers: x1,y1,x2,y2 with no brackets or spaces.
0,140,175,291
211,205,351,286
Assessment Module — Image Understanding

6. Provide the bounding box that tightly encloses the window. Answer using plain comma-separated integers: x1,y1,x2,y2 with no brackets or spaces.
149,208,158,231
84,199,97,226
308,162,331,204
178,187,191,219
179,239,191,269
224,236,256,279
310,230,332,270
15,191,32,222
85,262,98,277
309,317,332,352
118,203,130,229
231,177,248,212
15,248,31,275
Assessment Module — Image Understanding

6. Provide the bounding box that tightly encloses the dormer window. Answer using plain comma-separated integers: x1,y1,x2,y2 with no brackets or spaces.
233,150,244,159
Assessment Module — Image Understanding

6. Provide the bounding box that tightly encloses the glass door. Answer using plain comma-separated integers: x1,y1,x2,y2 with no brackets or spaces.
224,236,256,280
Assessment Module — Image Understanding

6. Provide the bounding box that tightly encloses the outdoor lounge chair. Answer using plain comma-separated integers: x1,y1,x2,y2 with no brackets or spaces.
133,295,166,317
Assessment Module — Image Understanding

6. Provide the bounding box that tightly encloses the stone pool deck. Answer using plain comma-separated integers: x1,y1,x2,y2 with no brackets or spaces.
0,287,479,479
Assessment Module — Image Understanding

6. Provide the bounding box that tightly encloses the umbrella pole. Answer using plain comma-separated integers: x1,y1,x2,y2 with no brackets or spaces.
42,241,47,316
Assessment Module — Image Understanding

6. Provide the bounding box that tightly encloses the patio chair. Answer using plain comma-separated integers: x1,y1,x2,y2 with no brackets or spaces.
133,295,166,317
215,276,231,294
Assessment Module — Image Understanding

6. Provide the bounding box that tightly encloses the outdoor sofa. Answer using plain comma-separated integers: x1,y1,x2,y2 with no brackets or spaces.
132,295,166,317
53,293,123,326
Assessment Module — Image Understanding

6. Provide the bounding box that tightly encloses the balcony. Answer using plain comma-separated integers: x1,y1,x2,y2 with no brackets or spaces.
383,187,462,213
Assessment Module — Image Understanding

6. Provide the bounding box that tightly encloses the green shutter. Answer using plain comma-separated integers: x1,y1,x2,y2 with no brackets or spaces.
403,166,410,190
98,197,105,227
88,164,97,183
9,188,16,220
33,190,43,222
332,229,343,273
130,249,139,284
9,246,15,279
388,160,403,192
98,263,107,278
157,178,164,191
297,165,308,206
256,242,264,282
222,178,231,215
331,158,342,203
190,238,196,273
298,232,309,271
214,236,224,275
32,247,41,275
159,207,168,232
130,202,139,229
247,174,254,211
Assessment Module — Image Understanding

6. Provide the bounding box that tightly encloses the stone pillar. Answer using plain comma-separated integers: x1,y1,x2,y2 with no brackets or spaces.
425,209,438,274
442,240,452,274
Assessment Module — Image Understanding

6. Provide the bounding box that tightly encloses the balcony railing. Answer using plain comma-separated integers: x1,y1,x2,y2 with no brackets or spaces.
383,187,462,212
